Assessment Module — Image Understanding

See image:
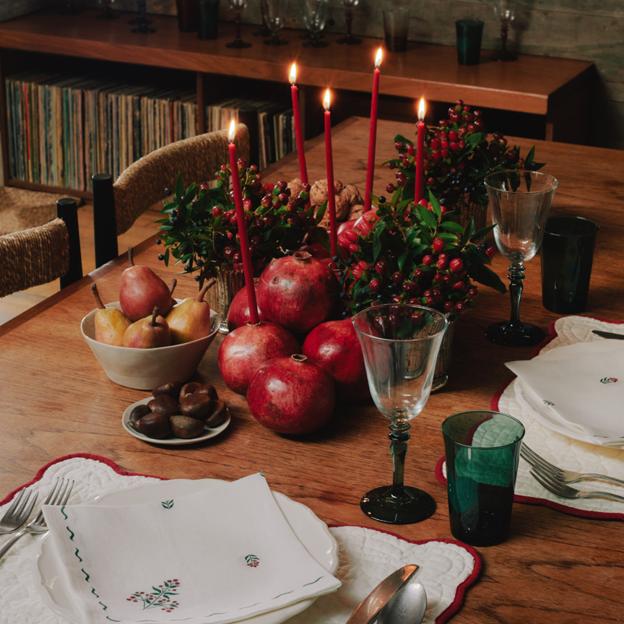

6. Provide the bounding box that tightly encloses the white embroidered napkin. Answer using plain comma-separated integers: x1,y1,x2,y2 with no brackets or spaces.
506,341,624,441
42,474,340,624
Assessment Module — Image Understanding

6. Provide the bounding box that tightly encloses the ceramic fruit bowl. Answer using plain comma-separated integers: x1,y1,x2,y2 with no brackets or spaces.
81,302,220,390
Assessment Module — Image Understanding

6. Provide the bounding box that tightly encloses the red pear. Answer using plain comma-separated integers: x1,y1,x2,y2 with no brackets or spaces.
119,249,175,322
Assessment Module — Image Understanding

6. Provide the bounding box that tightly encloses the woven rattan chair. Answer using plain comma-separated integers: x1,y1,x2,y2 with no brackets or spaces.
0,198,83,298
92,125,250,267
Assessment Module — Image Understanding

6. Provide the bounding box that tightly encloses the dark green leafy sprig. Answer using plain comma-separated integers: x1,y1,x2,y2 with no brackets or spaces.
157,162,327,286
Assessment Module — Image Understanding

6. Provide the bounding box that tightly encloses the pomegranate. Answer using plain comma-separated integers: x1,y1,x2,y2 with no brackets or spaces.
218,322,299,394
247,354,335,435
257,251,338,334
302,319,369,403
227,281,265,329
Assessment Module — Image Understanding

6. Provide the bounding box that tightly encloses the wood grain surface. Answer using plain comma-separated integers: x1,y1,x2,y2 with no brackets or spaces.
1,118,623,623
0,9,593,116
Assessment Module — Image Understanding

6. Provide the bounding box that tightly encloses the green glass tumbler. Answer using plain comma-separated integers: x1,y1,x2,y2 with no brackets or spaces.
442,411,524,546
455,19,484,65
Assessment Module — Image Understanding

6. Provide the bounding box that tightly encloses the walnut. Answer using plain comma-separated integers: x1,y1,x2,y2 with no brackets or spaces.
310,179,345,207
349,203,366,222
287,178,306,199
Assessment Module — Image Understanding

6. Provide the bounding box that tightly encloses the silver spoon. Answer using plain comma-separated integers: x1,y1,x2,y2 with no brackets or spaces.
346,564,421,624
375,570,427,624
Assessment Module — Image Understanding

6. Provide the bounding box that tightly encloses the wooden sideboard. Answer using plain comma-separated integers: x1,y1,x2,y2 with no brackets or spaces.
0,9,594,195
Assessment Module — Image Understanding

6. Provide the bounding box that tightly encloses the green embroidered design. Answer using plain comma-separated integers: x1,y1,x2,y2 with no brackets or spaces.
600,377,618,384
245,554,260,568
127,579,180,612
161,499,174,509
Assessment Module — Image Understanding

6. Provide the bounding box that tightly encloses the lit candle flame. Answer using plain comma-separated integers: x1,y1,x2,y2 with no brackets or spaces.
323,88,332,111
228,119,236,143
289,62,297,85
417,97,426,122
374,47,384,69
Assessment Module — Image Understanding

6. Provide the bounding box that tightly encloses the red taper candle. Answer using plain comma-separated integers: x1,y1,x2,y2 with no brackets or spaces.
289,63,308,185
228,120,259,324
365,47,383,211
415,97,426,202
323,88,337,257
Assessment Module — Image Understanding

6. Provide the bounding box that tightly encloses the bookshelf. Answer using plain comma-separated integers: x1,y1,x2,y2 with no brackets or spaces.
0,8,594,197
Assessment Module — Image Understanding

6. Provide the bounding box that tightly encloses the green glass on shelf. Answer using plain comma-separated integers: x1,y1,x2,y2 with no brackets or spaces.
455,19,484,65
442,410,524,546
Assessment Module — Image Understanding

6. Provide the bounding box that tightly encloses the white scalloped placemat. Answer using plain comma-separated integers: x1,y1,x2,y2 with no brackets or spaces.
0,456,480,624
439,316,624,520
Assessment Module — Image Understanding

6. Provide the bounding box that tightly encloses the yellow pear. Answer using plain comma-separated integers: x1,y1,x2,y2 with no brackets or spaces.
91,283,130,346
122,307,171,348
167,282,214,344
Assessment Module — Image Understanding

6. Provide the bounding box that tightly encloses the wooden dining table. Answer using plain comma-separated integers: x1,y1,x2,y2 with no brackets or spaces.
1,117,623,623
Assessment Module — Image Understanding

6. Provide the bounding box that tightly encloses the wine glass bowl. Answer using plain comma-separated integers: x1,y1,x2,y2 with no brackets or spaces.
486,170,559,346
303,0,329,47
337,0,362,45
264,0,289,45
226,0,251,48
353,304,447,524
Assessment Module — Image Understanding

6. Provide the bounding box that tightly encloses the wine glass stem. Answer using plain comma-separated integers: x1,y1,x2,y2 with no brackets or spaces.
235,11,242,42
508,261,525,325
389,419,410,498
500,19,509,54
346,8,353,38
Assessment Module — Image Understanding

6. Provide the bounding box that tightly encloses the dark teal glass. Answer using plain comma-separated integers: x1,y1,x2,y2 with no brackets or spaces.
442,411,524,546
455,19,484,65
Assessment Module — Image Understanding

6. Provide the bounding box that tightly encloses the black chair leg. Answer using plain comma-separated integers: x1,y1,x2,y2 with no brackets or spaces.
57,198,83,289
93,173,118,267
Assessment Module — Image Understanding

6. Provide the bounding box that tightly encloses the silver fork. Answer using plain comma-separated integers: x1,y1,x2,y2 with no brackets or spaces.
0,488,38,535
0,478,74,560
530,469,624,503
521,444,624,488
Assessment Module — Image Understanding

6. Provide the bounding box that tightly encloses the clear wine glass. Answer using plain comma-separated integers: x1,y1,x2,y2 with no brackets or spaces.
131,0,154,33
303,0,329,48
227,0,252,48
485,170,559,346
264,0,288,45
353,304,448,524
254,0,271,36
493,0,516,61
337,0,361,45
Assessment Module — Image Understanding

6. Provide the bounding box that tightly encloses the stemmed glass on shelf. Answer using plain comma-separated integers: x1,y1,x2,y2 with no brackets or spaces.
493,0,516,60
352,304,448,524
264,0,289,45
227,0,252,48
337,0,362,45
303,0,329,48
485,170,559,346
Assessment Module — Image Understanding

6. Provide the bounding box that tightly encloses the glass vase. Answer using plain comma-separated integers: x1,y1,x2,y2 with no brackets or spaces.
206,267,245,334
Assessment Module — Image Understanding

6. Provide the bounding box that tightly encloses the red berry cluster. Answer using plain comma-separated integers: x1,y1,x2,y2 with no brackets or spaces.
159,163,326,287
337,196,501,316
389,100,539,211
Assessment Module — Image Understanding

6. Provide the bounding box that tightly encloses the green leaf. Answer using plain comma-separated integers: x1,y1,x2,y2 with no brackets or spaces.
373,221,386,261
471,223,496,242
427,190,442,219
437,232,458,243
465,132,484,148
175,175,184,199
439,221,464,234
466,259,506,293
394,133,414,147
416,205,437,230
315,200,327,224
397,250,409,272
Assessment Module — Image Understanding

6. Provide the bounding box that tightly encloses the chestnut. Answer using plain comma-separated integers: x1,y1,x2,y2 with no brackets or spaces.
179,382,218,402
206,400,228,428
180,393,215,419
136,413,172,439
129,404,151,427
170,415,205,439
152,382,183,398
148,395,179,417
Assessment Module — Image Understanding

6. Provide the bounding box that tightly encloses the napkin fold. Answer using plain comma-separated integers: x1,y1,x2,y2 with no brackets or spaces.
506,341,624,440
43,474,340,624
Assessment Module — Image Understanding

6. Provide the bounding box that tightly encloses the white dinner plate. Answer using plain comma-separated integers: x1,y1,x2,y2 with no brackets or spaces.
122,397,231,446
36,479,338,624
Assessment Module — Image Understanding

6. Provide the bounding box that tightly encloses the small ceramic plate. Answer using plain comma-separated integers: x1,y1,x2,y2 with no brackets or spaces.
122,397,231,446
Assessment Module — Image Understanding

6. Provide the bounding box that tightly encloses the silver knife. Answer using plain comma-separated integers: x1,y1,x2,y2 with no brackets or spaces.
592,330,624,340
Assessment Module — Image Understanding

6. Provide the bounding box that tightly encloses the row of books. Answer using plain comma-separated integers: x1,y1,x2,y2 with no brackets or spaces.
5,73,296,191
